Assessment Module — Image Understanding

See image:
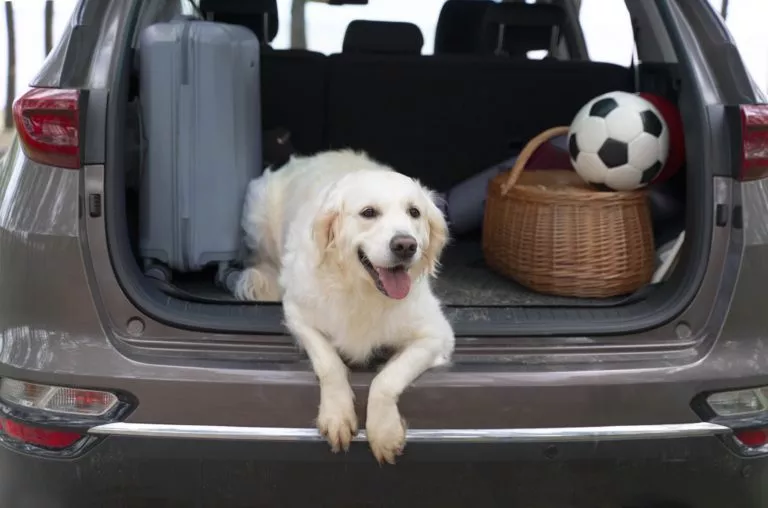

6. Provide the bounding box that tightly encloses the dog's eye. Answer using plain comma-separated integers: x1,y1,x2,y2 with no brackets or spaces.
408,207,421,219
360,207,379,219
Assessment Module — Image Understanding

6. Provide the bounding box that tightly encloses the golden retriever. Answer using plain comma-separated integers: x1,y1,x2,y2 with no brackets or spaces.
234,150,454,463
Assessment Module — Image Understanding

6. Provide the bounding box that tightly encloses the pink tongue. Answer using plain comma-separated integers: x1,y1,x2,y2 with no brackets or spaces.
376,267,412,300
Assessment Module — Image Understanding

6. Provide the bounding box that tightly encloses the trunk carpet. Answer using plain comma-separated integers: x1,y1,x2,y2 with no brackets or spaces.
171,237,627,307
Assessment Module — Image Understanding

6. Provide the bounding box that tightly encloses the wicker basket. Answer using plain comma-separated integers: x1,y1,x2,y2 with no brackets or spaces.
482,126,655,298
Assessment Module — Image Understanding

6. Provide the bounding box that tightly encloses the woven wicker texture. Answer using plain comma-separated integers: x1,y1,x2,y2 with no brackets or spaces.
482,126,655,298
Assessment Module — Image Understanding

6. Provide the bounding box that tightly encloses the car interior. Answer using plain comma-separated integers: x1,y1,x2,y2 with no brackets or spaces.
116,0,693,334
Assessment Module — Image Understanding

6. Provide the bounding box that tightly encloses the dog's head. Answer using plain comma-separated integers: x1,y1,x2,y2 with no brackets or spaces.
312,169,448,300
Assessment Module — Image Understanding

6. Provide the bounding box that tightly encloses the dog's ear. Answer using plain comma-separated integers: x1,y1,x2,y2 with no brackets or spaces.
312,188,343,262
420,186,449,277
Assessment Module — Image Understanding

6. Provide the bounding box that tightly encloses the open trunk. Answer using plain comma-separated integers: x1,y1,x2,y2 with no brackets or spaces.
102,0,715,338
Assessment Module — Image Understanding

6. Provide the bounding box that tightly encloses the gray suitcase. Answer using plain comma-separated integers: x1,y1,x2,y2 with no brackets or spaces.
138,19,262,288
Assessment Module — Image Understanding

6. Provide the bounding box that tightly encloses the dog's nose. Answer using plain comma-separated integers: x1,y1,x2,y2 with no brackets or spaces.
390,234,418,260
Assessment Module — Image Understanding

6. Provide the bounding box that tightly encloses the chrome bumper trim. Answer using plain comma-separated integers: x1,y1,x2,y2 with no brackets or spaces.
88,422,730,443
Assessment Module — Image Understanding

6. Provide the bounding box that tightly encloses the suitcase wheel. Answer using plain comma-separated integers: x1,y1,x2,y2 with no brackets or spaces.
145,263,173,283
216,263,241,294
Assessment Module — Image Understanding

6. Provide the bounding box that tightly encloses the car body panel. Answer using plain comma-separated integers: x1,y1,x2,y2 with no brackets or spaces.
1,0,768,505
33,0,134,92
0,139,762,434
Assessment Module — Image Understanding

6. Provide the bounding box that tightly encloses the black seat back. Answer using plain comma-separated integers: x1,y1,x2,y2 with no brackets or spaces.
201,0,328,156
261,50,328,156
199,0,278,44
343,20,424,55
327,54,633,190
434,0,493,55
478,2,567,57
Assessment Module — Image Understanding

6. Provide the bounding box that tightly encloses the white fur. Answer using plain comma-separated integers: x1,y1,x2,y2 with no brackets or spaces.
235,150,454,463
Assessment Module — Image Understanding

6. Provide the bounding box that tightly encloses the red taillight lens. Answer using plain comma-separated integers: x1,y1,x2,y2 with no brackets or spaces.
740,104,768,181
0,417,83,449
12,87,80,169
735,428,768,448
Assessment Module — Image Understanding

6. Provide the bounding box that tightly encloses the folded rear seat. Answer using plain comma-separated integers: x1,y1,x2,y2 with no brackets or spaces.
201,0,328,156
328,6,633,191
261,50,328,155
328,56,632,190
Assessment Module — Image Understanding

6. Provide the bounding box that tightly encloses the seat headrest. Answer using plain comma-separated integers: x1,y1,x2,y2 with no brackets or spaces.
434,0,492,54
482,2,565,28
478,3,566,57
199,0,279,43
342,21,424,55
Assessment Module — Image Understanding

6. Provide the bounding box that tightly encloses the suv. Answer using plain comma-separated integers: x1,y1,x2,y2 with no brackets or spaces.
1,0,767,506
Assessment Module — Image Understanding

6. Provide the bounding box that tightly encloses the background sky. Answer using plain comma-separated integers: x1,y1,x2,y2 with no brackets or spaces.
0,0,764,106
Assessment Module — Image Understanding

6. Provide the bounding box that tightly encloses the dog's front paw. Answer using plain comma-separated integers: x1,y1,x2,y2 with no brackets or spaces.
366,396,407,465
317,387,358,453
233,266,281,301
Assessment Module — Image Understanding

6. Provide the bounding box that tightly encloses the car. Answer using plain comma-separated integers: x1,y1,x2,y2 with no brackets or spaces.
1,0,767,505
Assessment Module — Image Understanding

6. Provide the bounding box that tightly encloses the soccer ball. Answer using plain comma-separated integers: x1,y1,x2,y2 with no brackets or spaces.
568,91,670,191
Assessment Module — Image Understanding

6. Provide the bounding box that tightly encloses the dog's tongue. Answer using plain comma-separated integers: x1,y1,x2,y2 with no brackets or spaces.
376,267,411,300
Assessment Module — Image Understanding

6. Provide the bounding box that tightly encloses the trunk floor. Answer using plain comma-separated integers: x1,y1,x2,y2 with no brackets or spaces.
172,238,627,307
430,239,626,306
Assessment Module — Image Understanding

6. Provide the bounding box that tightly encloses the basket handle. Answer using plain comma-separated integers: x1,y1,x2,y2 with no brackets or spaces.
500,126,572,196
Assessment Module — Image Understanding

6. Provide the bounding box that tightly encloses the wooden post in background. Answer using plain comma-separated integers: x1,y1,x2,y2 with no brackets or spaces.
45,0,54,56
4,0,15,130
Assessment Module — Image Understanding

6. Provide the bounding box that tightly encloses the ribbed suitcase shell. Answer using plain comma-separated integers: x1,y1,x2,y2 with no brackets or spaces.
138,20,261,281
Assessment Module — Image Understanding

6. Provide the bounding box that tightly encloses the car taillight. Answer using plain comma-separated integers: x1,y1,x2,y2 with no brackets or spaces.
0,417,82,449
740,104,768,181
0,378,133,458
0,378,119,417
12,87,80,169
701,386,768,455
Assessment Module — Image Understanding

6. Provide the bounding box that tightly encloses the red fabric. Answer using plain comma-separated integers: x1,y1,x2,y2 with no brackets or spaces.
521,93,685,182
639,92,686,183
525,136,573,170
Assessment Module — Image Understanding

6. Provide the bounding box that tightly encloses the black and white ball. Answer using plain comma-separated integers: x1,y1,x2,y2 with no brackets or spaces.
568,91,669,191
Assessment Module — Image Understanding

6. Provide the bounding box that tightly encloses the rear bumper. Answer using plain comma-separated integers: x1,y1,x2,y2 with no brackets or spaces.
2,431,765,507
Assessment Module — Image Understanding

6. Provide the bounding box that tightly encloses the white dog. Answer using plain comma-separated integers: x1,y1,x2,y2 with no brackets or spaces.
234,150,455,463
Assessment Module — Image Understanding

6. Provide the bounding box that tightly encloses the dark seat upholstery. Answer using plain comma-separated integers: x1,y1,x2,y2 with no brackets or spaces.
343,20,424,55
434,0,493,55
477,2,567,57
201,0,328,156
325,1,631,190
198,0,632,190
260,51,328,155
435,0,575,59
199,0,278,43
326,55,633,190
